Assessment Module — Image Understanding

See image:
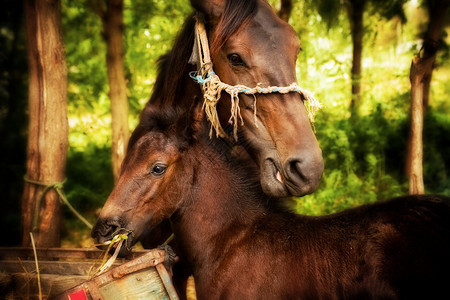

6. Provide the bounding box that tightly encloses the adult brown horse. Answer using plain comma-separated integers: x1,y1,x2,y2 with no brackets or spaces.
141,0,323,198
92,107,450,299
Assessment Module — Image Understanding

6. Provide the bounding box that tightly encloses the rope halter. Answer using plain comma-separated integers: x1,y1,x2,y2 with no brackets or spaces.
188,20,321,140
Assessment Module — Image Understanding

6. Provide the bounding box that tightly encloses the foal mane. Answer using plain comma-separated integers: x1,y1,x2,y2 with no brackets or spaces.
127,108,181,151
148,0,258,108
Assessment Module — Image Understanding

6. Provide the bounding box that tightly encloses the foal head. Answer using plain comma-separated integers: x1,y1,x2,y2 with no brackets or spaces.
91,108,210,254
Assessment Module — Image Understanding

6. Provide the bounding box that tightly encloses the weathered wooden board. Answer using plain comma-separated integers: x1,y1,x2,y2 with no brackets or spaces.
0,247,179,300
1,260,110,276
55,249,179,300
98,268,167,299
0,247,130,298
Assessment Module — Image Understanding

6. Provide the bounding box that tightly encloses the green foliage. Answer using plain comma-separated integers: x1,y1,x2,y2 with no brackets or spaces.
289,0,450,215
63,0,107,113
62,0,192,147
296,107,450,216
367,0,408,23
422,110,450,195
296,108,407,216
125,0,192,117
65,143,114,213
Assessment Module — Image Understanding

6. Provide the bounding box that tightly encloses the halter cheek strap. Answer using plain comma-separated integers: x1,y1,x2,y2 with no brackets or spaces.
189,20,321,140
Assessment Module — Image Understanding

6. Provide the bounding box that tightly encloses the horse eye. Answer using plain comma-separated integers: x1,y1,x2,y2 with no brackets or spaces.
151,164,167,176
227,53,246,67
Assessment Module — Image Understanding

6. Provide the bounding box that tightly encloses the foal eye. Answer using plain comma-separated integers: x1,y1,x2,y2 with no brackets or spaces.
227,53,246,67
151,164,167,176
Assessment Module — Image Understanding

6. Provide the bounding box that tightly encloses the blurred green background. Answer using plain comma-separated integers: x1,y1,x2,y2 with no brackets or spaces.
0,0,449,247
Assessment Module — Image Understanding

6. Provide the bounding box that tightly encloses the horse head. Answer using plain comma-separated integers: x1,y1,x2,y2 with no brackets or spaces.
190,0,324,197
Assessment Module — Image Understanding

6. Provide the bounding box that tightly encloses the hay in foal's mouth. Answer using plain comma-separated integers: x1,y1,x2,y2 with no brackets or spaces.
90,229,134,278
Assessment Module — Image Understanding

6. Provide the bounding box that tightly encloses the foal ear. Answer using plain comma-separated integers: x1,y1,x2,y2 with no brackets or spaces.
191,0,225,19
174,96,204,142
189,96,205,138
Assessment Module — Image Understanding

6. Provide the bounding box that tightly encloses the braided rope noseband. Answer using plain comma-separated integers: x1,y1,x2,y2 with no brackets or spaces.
189,20,321,140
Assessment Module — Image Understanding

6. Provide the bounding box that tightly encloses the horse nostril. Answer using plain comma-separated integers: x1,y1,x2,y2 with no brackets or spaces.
286,159,306,182
91,217,124,243
283,156,323,196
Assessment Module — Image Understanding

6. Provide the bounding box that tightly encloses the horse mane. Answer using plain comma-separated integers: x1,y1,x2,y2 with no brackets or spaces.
148,0,258,108
148,14,196,109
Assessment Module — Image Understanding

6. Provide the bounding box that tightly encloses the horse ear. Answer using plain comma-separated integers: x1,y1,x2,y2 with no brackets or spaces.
190,0,224,19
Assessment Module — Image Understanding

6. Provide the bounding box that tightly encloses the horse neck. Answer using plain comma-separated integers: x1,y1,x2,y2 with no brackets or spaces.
171,140,269,266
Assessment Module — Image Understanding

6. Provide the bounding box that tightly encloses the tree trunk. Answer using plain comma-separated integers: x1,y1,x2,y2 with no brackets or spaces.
405,0,449,194
422,72,432,111
278,0,293,22
408,57,427,195
346,0,366,114
94,0,130,182
22,0,68,247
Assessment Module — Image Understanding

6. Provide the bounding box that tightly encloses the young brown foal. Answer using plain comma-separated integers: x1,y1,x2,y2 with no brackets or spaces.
93,108,450,299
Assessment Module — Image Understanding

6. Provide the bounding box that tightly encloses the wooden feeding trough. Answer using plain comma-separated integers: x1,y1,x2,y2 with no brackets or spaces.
0,247,179,299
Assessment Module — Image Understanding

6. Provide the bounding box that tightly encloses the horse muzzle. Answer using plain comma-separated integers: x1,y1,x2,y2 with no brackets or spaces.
91,217,136,257
261,151,324,198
